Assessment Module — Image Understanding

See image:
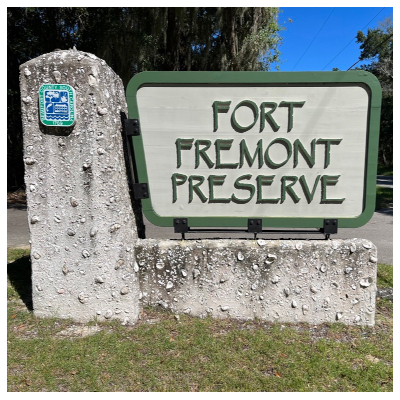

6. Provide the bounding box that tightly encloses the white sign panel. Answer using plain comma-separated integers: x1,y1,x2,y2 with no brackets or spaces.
137,85,367,218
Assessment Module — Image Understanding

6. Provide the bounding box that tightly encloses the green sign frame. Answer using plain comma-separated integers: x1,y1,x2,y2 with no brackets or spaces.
39,84,76,127
126,71,381,229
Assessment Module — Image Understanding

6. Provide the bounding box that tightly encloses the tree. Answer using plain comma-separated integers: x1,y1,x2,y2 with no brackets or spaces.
7,7,282,190
77,7,281,85
356,18,393,167
7,7,89,190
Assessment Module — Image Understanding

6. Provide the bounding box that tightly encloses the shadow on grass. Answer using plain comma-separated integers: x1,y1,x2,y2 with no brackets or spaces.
7,255,33,311
376,187,393,216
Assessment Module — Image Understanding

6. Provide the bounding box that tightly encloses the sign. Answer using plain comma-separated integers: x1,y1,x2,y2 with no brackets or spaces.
39,84,76,126
126,72,381,229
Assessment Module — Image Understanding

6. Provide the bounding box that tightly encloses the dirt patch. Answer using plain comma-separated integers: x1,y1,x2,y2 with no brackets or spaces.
55,325,104,338
7,190,27,205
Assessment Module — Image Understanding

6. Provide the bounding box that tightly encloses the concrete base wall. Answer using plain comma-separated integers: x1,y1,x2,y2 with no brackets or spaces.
136,238,377,326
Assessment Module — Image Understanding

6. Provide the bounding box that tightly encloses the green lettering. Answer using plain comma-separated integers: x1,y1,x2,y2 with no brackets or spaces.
260,102,280,132
281,176,300,203
231,100,259,132
279,101,305,132
232,174,255,204
208,175,231,203
189,175,207,203
294,138,316,168
171,173,188,203
265,138,292,169
175,138,194,168
239,139,263,168
213,101,231,132
321,175,345,204
215,139,239,169
316,139,342,168
299,175,321,203
256,175,279,204
195,139,215,168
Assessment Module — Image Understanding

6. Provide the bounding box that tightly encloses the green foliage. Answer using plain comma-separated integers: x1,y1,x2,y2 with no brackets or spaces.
7,7,283,190
355,18,393,168
356,18,393,62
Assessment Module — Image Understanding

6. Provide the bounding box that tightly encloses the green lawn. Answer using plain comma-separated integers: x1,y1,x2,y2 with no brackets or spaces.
7,248,393,392
376,187,393,210
377,263,393,288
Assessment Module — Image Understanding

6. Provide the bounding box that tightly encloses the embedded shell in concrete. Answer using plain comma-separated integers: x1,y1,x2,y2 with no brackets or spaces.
135,238,377,326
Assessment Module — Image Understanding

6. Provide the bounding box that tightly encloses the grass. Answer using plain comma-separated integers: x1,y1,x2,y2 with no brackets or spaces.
7,247,30,263
375,164,393,210
376,263,394,315
7,249,393,392
376,187,393,210
377,165,393,176
377,263,393,288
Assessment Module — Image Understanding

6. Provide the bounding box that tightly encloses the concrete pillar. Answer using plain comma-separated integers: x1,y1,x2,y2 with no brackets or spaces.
20,49,139,324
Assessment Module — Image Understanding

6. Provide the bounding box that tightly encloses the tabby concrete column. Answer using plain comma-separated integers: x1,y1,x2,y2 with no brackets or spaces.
20,50,139,324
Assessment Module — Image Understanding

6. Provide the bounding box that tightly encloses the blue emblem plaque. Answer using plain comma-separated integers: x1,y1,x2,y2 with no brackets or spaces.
39,84,76,126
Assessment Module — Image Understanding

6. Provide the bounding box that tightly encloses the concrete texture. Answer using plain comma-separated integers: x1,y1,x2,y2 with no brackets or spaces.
136,238,377,326
19,50,139,324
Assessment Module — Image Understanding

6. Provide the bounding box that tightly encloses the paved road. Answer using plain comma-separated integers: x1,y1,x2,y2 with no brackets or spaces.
7,207,393,265
377,175,393,188
7,175,393,264
7,205,31,249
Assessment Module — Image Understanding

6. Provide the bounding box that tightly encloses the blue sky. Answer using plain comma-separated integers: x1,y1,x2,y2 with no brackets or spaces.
273,7,393,72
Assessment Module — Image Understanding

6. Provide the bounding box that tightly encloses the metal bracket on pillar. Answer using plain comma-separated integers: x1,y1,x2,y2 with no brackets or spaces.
321,219,338,239
248,218,262,239
124,119,141,136
174,218,189,240
132,183,149,200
